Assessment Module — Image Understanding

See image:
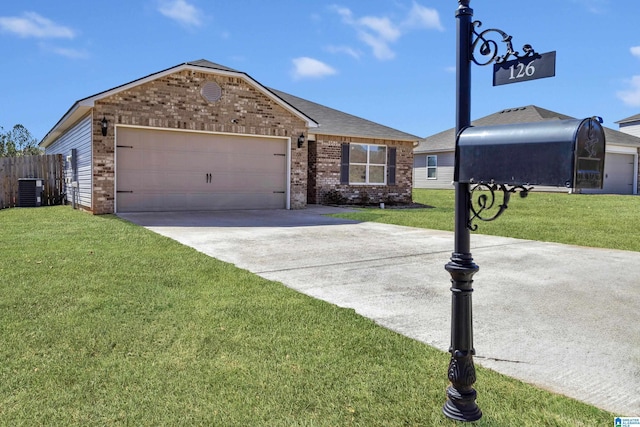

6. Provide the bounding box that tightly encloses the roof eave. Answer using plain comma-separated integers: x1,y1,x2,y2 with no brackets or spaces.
40,100,93,148
310,129,420,142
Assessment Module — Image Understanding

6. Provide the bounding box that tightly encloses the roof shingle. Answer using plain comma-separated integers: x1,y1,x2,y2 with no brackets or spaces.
415,105,640,152
41,58,419,146
616,113,640,124
269,88,420,141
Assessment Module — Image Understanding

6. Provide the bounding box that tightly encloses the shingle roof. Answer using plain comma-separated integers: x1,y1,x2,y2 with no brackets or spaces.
185,59,240,73
415,105,640,153
269,88,420,142
41,58,419,147
616,113,640,124
191,60,418,141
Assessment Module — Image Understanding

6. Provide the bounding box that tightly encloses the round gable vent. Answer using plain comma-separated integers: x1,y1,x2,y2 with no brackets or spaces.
201,81,222,103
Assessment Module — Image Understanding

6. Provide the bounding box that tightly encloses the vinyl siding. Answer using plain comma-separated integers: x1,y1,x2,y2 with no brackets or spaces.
413,148,637,195
413,152,455,189
619,122,640,138
582,150,636,195
44,115,92,208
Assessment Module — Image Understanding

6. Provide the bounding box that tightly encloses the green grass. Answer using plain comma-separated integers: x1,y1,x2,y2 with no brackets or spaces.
333,189,640,252
0,206,616,425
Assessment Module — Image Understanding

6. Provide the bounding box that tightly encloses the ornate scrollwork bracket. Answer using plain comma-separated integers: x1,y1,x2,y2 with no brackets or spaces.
471,21,537,66
468,183,533,230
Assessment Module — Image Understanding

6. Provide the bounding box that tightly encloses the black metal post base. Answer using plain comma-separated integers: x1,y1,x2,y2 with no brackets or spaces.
443,252,481,422
443,352,482,422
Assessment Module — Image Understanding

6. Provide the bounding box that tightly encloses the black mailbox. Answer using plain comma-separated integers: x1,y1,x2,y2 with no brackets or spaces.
457,117,606,189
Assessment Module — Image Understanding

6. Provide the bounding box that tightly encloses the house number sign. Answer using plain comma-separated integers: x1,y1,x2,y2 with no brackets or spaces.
493,51,556,86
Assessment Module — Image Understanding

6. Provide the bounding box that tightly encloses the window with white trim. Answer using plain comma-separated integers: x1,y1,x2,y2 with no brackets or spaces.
348,143,387,184
427,155,437,179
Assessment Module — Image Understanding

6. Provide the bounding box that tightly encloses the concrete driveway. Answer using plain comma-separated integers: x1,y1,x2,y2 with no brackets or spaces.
119,206,640,416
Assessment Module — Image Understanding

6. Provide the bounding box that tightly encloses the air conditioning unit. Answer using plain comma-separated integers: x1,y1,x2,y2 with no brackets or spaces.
18,178,44,207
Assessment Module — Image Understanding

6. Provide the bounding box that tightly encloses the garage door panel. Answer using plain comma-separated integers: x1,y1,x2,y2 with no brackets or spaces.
119,171,285,193
189,192,286,210
116,127,288,212
123,129,285,153
118,191,285,212
210,172,285,191
583,152,634,195
123,151,285,171
118,151,286,172
118,170,209,192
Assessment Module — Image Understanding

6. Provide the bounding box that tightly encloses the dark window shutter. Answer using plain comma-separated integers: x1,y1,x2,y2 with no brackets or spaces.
387,147,397,185
340,143,350,184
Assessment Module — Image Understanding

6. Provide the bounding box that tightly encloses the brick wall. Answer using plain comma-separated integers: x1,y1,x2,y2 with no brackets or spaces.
307,140,318,203
309,134,413,205
90,69,307,214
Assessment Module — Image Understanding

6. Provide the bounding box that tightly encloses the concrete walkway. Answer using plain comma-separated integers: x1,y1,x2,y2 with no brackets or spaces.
119,206,640,416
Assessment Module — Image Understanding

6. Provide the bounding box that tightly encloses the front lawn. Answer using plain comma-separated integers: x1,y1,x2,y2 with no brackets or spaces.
332,189,640,252
0,206,615,425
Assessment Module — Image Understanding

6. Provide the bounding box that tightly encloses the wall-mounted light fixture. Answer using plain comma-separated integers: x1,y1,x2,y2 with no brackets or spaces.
100,116,108,137
297,133,305,148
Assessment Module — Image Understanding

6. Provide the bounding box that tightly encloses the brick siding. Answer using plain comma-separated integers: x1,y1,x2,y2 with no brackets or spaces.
90,70,307,214
309,135,413,205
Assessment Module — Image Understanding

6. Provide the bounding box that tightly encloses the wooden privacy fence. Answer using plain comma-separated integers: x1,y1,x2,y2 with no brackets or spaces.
0,154,65,210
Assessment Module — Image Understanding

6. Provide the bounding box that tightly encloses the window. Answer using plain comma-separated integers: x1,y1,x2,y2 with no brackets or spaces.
427,155,437,179
340,143,396,185
348,143,387,184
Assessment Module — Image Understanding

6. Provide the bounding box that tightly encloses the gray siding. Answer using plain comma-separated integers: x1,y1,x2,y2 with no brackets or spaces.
619,122,640,138
414,151,571,193
45,115,92,208
582,152,636,195
413,152,455,189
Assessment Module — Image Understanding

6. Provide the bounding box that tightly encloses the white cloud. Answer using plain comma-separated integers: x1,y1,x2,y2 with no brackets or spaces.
46,45,89,59
358,31,395,60
325,45,361,59
631,46,640,58
332,6,353,22
332,7,398,61
403,2,444,31
0,12,75,39
291,57,337,80
158,0,202,27
617,76,640,107
571,0,608,14
331,3,443,61
359,16,401,42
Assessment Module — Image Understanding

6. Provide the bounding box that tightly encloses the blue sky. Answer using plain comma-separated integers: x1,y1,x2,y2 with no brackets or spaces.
1,0,639,142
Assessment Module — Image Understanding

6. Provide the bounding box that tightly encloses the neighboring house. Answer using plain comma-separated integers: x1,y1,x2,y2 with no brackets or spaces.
40,59,419,214
617,113,640,138
414,105,640,195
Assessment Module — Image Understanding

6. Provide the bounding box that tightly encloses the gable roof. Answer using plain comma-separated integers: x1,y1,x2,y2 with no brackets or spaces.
269,88,420,142
40,59,318,148
616,113,640,124
40,59,419,148
415,105,640,153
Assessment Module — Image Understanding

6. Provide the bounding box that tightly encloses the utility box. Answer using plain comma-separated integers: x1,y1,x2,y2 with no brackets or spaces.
18,178,44,207
457,117,606,189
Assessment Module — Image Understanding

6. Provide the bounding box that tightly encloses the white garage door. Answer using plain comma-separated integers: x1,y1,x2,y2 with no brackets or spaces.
116,127,288,212
584,152,634,195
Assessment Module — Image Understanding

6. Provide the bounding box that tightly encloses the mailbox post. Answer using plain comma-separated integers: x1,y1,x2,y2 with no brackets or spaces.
444,1,605,422
443,2,481,421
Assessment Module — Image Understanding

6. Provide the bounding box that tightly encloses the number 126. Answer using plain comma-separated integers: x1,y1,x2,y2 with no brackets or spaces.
509,62,536,80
